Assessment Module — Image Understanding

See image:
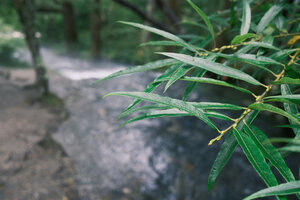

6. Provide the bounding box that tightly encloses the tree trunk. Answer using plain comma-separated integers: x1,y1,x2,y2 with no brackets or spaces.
90,0,101,59
61,1,78,51
13,0,49,95
141,0,155,43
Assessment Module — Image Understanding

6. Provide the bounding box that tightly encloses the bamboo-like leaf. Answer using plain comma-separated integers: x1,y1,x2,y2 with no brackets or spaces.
233,128,281,194
256,4,283,33
273,77,300,85
243,181,300,200
104,92,218,130
165,64,193,92
264,95,300,105
231,33,257,45
123,64,181,113
208,110,259,191
240,0,251,35
281,84,300,138
247,42,282,51
279,146,300,153
159,52,261,86
94,59,177,83
249,103,300,125
121,109,232,126
140,40,182,47
243,125,295,183
216,53,283,66
181,77,253,95
119,104,169,119
187,0,215,46
183,68,206,100
119,21,196,52
191,102,244,110
121,109,191,127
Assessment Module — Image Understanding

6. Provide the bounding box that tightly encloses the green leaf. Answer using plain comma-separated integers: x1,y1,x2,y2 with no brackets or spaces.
208,110,259,191
121,109,232,126
181,77,253,95
231,33,257,45
191,102,244,110
119,21,196,52
243,125,295,183
164,64,193,92
183,68,206,101
159,52,261,86
243,181,300,200
247,42,282,51
279,146,300,153
216,53,283,66
121,109,191,127
264,95,300,105
273,77,300,85
281,85,300,139
123,64,181,113
119,104,169,119
256,4,283,34
214,53,280,75
240,0,251,35
186,0,215,46
249,103,300,125
104,92,218,130
140,40,182,47
233,128,280,191
93,59,177,83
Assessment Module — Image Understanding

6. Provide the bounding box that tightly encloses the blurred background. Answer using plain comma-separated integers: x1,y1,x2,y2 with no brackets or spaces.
0,0,299,200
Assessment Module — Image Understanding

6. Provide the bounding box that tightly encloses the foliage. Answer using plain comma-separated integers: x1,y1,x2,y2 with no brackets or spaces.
99,0,300,199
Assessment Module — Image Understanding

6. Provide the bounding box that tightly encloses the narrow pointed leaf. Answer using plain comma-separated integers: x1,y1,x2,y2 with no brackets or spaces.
247,42,281,51
273,77,300,85
191,102,244,110
256,4,283,33
269,137,300,145
181,77,253,95
104,92,217,130
279,146,300,153
140,40,182,47
281,85,300,138
208,110,259,191
233,128,280,191
119,21,196,52
264,95,300,105
159,52,261,86
231,33,257,45
249,103,300,125
243,181,300,200
94,59,177,83
183,68,206,100
240,0,251,35
123,64,181,112
187,0,215,46
165,64,193,92
244,125,295,183
119,104,169,119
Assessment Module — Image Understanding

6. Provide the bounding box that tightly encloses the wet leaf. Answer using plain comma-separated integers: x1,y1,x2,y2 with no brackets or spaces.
243,181,300,200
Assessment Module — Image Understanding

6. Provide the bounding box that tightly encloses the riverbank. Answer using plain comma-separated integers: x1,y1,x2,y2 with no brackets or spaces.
0,68,79,200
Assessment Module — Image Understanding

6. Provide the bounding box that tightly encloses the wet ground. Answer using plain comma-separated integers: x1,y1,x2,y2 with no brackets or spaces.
13,48,299,200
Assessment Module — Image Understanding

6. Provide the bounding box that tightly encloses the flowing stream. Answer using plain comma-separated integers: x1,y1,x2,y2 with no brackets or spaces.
19,48,290,200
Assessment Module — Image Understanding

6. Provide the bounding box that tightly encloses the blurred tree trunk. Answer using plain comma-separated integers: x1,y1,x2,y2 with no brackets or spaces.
90,0,101,59
61,0,78,51
167,0,182,33
13,0,49,95
141,0,155,43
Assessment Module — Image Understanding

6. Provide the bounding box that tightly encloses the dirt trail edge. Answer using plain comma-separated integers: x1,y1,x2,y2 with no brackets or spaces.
0,68,79,200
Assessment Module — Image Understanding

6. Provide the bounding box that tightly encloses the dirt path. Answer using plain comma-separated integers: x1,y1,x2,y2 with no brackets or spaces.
0,68,79,200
